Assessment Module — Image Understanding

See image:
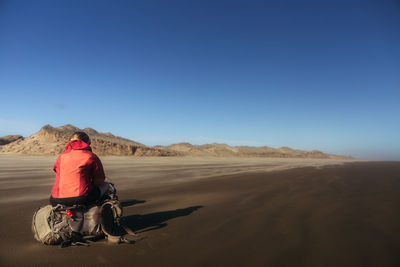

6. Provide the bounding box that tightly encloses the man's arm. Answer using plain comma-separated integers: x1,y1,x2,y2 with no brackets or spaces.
91,155,105,186
53,155,61,173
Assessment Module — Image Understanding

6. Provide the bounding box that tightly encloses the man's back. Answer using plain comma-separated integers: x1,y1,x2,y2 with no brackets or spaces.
51,139,105,199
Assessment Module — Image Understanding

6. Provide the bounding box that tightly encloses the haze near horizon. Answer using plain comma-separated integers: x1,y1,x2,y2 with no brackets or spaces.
1,0,399,160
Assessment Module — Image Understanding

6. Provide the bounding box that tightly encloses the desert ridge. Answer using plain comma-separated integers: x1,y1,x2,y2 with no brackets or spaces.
156,143,352,159
0,124,352,159
0,124,176,156
0,135,23,145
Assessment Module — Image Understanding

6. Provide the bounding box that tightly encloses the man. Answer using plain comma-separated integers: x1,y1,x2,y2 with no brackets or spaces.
50,131,109,206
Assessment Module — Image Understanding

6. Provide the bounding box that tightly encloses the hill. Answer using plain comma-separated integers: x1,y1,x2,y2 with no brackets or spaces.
0,135,23,146
0,124,352,159
155,143,352,159
0,125,176,156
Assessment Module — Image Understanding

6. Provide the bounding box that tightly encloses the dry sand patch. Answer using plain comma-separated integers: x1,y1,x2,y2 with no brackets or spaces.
0,155,357,203
4,155,397,267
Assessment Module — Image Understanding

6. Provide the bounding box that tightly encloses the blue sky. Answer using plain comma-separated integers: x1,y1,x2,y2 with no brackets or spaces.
1,0,399,160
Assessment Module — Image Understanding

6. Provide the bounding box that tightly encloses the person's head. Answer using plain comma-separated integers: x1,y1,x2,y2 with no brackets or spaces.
71,131,91,145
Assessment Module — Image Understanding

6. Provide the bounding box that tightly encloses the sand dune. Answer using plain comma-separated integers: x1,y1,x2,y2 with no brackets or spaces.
0,124,352,159
156,142,352,158
0,135,23,145
0,125,176,156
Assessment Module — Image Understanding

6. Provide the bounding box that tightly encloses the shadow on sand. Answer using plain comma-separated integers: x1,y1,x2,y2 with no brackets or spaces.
121,205,203,234
120,199,146,207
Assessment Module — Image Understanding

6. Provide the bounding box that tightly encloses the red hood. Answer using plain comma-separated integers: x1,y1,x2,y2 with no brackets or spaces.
64,140,92,152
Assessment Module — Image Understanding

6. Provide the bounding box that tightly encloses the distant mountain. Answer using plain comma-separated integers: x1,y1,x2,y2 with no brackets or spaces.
0,124,176,156
155,143,353,159
0,124,352,159
0,135,23,146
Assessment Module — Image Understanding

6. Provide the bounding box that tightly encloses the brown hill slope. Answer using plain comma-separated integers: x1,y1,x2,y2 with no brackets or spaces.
0,135,23,146
0,124,352,159
155,143,352,159
0,125,176,156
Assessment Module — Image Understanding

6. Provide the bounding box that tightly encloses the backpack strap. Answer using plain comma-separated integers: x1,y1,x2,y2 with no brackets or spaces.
100,201,137,244
119,218,136,236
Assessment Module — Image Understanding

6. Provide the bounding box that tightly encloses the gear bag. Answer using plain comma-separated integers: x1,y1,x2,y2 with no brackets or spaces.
32,199,128,246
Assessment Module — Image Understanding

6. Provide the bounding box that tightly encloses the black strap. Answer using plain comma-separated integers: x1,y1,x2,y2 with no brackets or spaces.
119,219,136,236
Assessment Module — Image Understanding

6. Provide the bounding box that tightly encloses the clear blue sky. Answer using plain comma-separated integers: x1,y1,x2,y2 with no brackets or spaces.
1,0,399,160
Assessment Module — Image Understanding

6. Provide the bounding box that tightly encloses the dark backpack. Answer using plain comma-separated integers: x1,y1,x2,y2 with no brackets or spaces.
32,185,135,247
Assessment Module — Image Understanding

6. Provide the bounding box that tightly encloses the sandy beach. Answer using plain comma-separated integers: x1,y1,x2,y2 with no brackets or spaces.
1,155,399,266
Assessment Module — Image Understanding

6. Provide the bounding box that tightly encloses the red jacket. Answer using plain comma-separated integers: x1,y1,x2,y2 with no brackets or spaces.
51,140,105,198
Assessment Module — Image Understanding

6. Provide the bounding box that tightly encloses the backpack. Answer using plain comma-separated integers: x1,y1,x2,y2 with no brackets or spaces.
32,186,134,247
31,204,66,245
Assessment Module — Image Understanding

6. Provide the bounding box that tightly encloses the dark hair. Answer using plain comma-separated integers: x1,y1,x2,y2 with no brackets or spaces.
72,131,90,144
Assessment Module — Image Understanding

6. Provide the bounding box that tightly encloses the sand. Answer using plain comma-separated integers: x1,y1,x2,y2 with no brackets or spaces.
1,155,399,266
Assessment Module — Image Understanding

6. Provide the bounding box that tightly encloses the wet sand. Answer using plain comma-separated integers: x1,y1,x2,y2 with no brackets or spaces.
1,156,400,266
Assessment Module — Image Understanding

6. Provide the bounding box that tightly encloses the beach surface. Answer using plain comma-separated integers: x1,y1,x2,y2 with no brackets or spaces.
1,155,399,266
